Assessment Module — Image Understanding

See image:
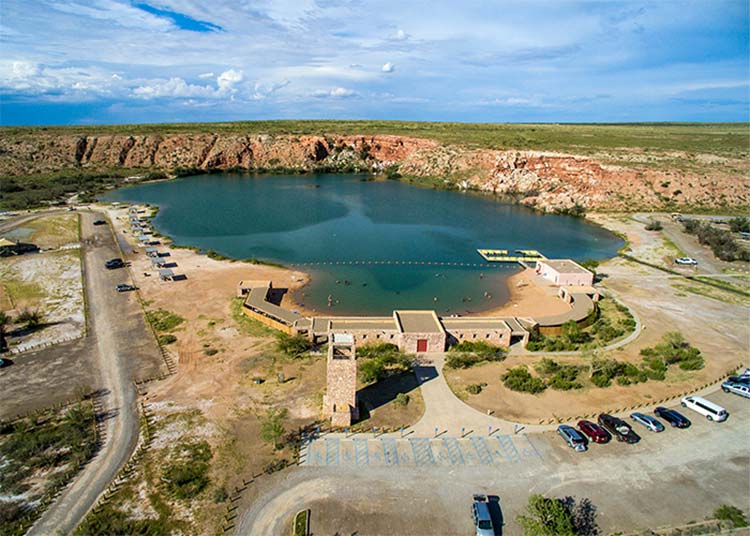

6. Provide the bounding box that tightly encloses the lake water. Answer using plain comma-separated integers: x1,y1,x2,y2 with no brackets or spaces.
101,173,623,315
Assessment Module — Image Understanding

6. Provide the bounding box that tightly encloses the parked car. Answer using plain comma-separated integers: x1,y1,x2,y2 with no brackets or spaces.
471,495,495,536
681,396,728,422
597,414,640,443
654,407,691,428
722,380,750,398
105,258,125,269
727,374,750,386
674,257,698,266
576,420,610,444
93,219,107,225
630,412,665,433
557,425,587,452
115,284,136,293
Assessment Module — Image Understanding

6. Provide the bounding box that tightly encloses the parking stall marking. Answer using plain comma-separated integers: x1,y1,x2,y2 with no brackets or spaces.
470,437,494,465
354,437,369,466
409,438,436,466
496,434,521,463
381,438,399,466
442,437,465,465
325,437,340,466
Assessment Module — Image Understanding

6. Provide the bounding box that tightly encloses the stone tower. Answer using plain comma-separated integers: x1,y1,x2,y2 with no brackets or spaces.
323,333,359,426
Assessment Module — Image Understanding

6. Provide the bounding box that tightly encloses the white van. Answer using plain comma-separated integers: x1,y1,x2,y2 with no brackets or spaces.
681,396,729,422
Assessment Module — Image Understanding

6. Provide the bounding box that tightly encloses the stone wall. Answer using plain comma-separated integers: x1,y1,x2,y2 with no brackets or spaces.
399,332,446,353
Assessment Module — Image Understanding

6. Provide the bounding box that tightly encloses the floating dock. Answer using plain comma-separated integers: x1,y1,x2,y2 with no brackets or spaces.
477,249,546,263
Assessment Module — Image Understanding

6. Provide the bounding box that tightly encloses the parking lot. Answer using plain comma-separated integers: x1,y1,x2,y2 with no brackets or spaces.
236,389,749,536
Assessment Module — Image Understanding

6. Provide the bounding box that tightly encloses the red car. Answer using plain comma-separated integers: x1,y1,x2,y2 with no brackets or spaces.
577,420,611,444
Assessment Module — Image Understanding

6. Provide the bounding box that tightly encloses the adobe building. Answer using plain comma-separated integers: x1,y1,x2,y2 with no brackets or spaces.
393,310,446,353
535,259,594,287
323,333,359,426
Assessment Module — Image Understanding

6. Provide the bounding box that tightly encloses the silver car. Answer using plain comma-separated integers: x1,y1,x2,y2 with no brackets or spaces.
630,412,665,432
471,495,495,536
722,380,750,399
558,424,587,452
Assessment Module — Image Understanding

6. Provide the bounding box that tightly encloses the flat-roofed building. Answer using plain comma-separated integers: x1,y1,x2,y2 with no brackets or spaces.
441,317,513,347
323,333,359,426
394,310,446,353
535,259,593,287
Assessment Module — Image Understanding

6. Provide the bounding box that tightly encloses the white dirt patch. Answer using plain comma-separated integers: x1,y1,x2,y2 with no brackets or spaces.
0,249,84,351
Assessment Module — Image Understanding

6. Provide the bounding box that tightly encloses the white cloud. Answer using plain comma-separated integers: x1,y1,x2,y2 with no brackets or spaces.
217,69,243,92
381,62,395,73
314,87,357,98
132,77,215,99
198,72,215,79
252,79,290,100
389,29,408,41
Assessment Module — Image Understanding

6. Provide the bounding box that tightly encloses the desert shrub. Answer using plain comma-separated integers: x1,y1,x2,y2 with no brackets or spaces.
729,217,750,234
534,358,561,375
547,366,583,390
589,358,625,388
640,331,704,371
502,367,547,394
393,393,410,407
645,220,663,231
714,505,749,528
17,308,43,329
445,340,506,369
213,486,229,503
158,334,177,345
163,441,212,500
466,383,483,395
275,332,312,358
204,348,218,356
682,220,750,262
145,308,184,332
75,504,170,535
517,494,576,536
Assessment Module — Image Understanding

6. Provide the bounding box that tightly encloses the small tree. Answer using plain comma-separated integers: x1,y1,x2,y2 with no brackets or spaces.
17,309,43,330
260,408,288,450
714,505,749,528
275,333,312,358
517,494,576,536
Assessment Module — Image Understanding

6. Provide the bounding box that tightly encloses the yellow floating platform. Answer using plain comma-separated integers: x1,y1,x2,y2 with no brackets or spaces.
477,249,546,262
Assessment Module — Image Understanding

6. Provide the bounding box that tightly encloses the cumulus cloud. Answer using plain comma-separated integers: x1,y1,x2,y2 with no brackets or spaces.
217,69,243,93
252,79,290,100
198,72,215,79
132,77,215,99
381,62,395,73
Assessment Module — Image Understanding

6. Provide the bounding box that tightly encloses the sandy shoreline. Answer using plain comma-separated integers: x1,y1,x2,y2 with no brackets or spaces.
106,203,571,321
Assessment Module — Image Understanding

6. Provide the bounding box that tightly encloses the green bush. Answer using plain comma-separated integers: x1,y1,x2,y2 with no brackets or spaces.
640,331,704,371
145,309,185,332
682,219,750,262
645,220,663,231
275,333,312,358
158,334,177,345
393,393,410,407
466,383,483,395
163,441,212,500
357,344,412,384
260,408,287,449
445,340,507,369
502,367,547,394
517,494,576,536
547,366,583,390
75,504,170,535
714,505,749,528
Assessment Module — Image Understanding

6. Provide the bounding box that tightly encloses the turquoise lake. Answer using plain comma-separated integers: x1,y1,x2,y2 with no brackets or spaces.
101,173,623,315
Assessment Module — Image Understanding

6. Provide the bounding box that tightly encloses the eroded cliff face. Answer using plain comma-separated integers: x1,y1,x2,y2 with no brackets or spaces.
1,133,746,212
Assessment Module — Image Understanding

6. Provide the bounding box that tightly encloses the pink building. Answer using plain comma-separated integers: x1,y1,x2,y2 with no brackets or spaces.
535,259,594,287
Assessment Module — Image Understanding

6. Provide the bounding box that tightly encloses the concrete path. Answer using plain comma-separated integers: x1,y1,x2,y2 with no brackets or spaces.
411,354,522,435
29,211,160,535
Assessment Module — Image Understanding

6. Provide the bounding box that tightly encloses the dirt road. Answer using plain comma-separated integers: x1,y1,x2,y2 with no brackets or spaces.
29,211,161,535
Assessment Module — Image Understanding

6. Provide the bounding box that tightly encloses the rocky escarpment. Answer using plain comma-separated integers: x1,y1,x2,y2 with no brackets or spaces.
1,133,747,212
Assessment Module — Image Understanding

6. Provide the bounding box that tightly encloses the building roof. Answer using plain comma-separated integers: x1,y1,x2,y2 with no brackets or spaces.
539,259,591,274
332,333,355,344
329,317,397,331
394,310,444,334
0,238,16,247
244,284,300,325
158,268,174,278
440,317,511,331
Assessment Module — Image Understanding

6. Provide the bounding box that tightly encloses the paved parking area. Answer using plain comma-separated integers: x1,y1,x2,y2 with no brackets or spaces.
235,390,749,536
303,433,542,467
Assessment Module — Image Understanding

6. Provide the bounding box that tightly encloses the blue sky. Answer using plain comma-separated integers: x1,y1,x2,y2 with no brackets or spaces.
0,0,748,125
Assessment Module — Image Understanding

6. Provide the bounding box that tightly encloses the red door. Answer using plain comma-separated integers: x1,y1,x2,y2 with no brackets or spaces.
417,339,428,352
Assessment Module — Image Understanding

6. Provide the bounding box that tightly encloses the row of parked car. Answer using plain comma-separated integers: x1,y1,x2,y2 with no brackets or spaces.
558,373,749,452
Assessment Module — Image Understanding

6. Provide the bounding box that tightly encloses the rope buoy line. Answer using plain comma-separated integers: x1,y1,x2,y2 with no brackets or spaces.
288,260,519,268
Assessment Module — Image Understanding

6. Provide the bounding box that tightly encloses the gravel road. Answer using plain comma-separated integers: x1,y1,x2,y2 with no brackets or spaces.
28,210,159,535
